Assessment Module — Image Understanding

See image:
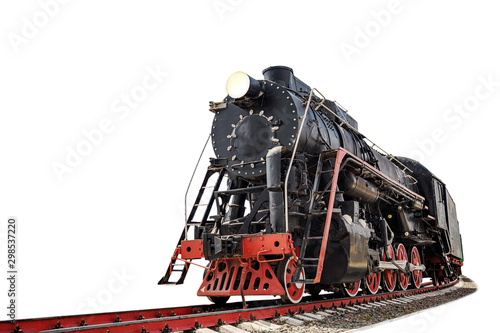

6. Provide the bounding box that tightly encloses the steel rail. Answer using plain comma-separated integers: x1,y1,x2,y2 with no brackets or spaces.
1,279,459,333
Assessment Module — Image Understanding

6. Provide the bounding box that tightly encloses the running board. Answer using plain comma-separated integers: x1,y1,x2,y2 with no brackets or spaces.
377,260,426,272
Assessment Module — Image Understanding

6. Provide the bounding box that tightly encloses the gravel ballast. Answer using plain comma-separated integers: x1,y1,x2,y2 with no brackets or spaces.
273,277,477,332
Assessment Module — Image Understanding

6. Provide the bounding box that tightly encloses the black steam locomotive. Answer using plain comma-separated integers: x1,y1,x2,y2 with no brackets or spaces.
159,66,463,304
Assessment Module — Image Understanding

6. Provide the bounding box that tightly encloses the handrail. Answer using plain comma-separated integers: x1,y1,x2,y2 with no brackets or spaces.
284,88,317,232
312,89,418,184
184,133,211,240
283,88,419,232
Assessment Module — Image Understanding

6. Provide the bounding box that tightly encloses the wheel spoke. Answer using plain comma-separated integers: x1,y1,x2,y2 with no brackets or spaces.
395,244,409,290
382,245,396,292
364,272,381,294
411,246,422,289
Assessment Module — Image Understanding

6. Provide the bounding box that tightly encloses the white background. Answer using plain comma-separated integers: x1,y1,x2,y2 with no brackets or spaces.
0,1,498,332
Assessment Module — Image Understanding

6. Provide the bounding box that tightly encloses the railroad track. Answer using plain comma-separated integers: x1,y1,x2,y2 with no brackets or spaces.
0,279,459,333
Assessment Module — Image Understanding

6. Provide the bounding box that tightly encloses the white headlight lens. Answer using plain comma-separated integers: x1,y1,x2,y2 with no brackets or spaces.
226,71,250,99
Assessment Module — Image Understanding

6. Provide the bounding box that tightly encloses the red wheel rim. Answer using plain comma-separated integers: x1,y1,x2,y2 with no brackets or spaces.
411,246,422,288
364,272,381,294
281,257,305,304
396,244,409,290
382,245,396,292
343,280,360,297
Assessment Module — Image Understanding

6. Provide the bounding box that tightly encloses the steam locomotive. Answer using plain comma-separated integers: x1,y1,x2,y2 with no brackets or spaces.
159,66,463,304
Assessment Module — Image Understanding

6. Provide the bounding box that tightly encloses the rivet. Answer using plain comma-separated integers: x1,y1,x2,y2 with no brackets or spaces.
251,164,255,168
227,146,232,151
268,116,274,121
277,86,280,89
249,110,254,115
231,124,236,128
290,103,293,106
227,135,231,139
292,110,296,113
270,83,273,86
232,155,237,161
239,115,244,120
259,110,264,116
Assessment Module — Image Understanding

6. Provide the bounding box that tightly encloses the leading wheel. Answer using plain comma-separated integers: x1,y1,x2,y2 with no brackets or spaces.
395,244,409,290
382,245,397,292
207,296,230,306
278,257,305,304
410,246,422,289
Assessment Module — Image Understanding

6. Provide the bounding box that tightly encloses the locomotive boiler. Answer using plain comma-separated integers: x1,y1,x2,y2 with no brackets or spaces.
159,66,463,304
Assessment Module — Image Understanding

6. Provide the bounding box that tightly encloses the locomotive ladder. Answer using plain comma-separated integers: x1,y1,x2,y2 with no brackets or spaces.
294,149,346,284
158,168,226,285
436,233,455,280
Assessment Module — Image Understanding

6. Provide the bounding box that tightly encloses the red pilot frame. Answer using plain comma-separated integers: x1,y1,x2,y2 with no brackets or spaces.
179,234,303,302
